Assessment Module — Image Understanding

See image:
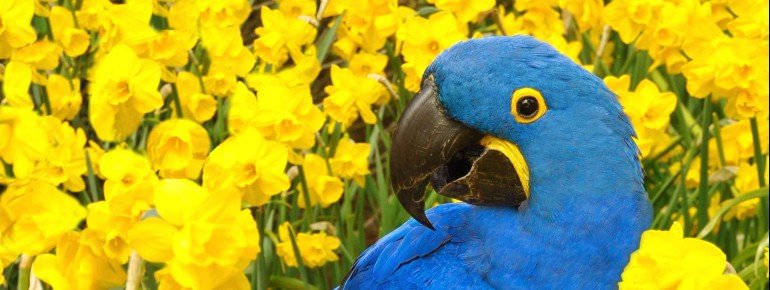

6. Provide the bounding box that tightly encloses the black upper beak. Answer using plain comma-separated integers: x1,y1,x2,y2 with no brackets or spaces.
390,76,482,229
390,76,527,229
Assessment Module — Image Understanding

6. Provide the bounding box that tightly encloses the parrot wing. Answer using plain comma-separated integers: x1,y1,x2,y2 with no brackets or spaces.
340,203,485,288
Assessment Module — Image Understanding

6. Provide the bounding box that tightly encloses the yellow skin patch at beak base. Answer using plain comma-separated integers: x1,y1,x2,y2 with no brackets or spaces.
479,136,530,198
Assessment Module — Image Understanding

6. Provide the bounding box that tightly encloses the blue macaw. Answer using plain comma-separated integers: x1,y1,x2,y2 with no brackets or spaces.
340,36,652,289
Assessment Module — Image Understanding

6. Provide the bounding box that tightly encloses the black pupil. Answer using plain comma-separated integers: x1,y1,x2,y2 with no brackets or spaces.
517,96,539,118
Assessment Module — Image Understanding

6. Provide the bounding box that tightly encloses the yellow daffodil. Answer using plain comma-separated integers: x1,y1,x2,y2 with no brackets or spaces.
99,147,159,216
330,137,371,185
85,201,136,263
0,244,17,285
201,26,255,77
89,44,162,141
398,11,467,92
276,222,341,268
727,1,768,40
246,46,321,89
197,0,251,30
331,0,403,55
0,179,86,255
723,162,764,220
145,29,196,68
620,222,748,289
128,179,260,289
203,68,238,97
349,52,388,77
175,72,217,123
147,119,211,179
603,0,664,43
32,230,127,290
11,117,87,192
605,75,676,157
46,74,83,121
324,65,386,127
559,0,604,32
11,40,61,71
714,119,769,166
298,154,344,208
0,107,49,175
229,82,324,150
2,61,33,109
277,0,316,18
253,7,317,66
427,0,494,23
49,6,90,57
203,128,290,206
0,0,36,59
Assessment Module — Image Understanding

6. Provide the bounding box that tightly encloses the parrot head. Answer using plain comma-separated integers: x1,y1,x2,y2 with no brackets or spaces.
391,35,643,229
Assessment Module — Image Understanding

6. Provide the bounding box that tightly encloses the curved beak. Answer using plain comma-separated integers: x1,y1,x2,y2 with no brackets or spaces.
390,76,529,230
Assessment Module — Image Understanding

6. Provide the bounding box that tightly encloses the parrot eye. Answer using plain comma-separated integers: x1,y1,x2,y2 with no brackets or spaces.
511,88,547,123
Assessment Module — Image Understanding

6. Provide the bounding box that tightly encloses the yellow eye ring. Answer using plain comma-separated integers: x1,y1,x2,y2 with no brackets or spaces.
511,88,547,124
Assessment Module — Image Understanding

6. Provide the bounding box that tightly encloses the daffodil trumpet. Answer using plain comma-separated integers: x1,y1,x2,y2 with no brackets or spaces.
390,75,529,230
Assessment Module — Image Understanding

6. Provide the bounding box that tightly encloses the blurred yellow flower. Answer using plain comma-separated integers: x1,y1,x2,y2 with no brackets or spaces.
332,0,403,54
0,0,36,58
0,245,16,285
201,26,255,77
349,52,388,77
277,0,316,18
99,147,158,216
46,74,83,121
203,68,237,98
33,230,127,290
175,72,217,123
128,179,260,289
276,222,341,268
427,0,494,23
0,107,49,176
715,119,769,166
89,45,162,141
298,154,344,208
247,46,321,88
12,117,87,192
197,0,251,30
229,82,324,150
398,11,467,91
330,137,371,185
145,29,196,68
85,201,135,263
723,162,764,221
559,0,604,32
0,180,85,255
324,65,386,127
49,6,90,57
203,128,290,206
603,0,663,43
253,7,317,66
620,222,747,289
605,75,676,157
12,40,62,71
2,61,33,110
727,1,769,40
147,119,211,179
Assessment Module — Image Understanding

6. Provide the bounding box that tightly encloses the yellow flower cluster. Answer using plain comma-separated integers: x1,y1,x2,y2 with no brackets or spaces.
1,0,375,287
0,0,767,288
620,223,747,289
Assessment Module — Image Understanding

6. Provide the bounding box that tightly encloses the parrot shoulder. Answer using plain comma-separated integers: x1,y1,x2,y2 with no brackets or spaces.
340,203,476,287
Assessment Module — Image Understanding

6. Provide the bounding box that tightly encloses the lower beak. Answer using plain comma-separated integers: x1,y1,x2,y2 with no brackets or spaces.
390,78,529,229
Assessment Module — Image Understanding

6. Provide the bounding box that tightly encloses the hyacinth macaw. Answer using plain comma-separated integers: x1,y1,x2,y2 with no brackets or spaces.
340,35,652,289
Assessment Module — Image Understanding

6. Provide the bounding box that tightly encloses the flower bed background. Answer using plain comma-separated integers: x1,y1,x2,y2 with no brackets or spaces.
0,0,768,289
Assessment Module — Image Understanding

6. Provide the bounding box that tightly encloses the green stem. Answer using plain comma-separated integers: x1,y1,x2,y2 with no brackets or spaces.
697,99,712,232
